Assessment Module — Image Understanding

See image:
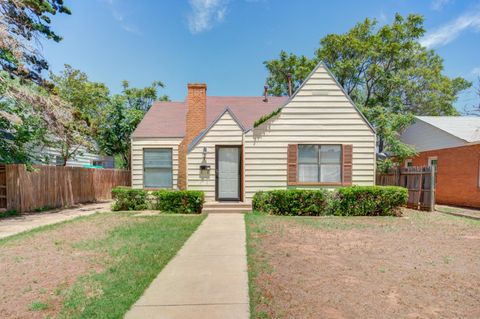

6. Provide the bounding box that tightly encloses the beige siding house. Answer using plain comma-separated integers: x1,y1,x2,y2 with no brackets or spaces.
131,62,376,206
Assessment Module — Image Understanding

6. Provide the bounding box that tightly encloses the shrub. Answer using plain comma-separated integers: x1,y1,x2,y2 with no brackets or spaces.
152,190,204,214
331,186,408,216
0,209,19,219
111,187,148,211
252,189,329,216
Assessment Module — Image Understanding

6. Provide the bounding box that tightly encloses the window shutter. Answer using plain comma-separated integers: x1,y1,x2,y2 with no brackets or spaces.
287,144,298,185
342,144,353,185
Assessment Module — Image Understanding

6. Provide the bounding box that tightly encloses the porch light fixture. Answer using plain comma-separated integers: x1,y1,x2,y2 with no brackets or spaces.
200,147,210,171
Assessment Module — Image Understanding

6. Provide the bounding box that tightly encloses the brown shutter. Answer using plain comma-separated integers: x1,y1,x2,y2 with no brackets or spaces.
287,144,298,185
342,144,353,186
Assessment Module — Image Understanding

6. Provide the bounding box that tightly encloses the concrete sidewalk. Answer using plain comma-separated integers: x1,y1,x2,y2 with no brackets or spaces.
125,213,249,319
0,202,111,239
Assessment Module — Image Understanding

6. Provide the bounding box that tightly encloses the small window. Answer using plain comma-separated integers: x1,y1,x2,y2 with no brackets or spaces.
144,149,173,188
404,159,413,168
298,145,342,183
92,160,103,167
428,157,438,168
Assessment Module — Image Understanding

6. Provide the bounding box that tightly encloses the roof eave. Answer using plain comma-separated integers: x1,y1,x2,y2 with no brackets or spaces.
187,107,246,152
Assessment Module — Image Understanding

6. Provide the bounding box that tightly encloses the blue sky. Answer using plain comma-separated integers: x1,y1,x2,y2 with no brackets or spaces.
42,0,480,111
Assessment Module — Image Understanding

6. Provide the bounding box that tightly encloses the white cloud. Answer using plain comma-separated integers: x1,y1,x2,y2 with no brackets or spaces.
431,0,452,11
472,67,480,77
187,0,229,34
103,0,141,35
420,9,480,48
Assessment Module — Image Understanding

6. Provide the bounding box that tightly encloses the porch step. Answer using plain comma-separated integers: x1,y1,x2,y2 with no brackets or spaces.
202,202,252,214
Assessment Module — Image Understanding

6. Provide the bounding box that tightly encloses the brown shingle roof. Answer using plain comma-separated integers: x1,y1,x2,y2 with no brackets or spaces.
132,96,289,138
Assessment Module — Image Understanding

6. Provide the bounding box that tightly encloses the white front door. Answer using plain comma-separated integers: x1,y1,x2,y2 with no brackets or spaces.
217,146,241,200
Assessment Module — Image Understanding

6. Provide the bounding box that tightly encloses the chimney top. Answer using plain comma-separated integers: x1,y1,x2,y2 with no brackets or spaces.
188,83,207,90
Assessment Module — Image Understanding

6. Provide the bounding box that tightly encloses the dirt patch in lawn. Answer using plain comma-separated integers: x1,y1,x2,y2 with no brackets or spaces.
247,209,480,319
0,213,128,319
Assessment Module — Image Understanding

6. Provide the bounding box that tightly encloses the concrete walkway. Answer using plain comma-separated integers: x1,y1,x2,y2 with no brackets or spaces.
0,202,111,239
436,205,480,220
125,213,249,319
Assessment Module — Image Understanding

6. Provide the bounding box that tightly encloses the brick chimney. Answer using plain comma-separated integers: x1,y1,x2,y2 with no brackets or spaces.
178,83,207,189
185,83,207,145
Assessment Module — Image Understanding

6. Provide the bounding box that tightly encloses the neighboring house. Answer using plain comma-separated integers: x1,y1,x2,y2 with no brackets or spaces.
38,146,115,168
1,130,114,168
400,116,480,208
131,62,376,204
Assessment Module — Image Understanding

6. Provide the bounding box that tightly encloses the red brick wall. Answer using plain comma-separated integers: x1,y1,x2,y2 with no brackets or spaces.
178,83,207,189
406,144,480,208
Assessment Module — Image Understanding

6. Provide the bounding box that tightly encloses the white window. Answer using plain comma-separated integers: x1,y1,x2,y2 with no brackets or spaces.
298,145,342,183
143,148,173,188
428,156,438,168
404,159,413,168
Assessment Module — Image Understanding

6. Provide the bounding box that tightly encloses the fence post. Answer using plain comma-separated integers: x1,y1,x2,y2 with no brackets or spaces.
429,167,435,212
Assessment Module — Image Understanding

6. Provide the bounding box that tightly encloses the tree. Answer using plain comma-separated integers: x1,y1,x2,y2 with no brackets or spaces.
121,80,168,111
0,1,74,166
264,51,317,96
264,14,471,163
50,65,110,129
465,78,480,116
0,0,71,84
49,65,111,165
0,70,61,165
97,81,169,169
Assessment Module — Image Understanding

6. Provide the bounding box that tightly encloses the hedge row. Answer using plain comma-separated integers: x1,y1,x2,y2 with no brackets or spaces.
332,186,408,216
252,189,329,216
153,190,204,214
111,187,204,214
253,186,408,216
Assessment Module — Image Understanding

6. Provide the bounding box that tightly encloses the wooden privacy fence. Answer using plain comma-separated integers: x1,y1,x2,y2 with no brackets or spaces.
376,166,436,211
0,164,130,213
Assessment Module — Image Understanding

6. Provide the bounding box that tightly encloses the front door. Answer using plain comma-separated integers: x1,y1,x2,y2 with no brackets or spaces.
216,146,241,201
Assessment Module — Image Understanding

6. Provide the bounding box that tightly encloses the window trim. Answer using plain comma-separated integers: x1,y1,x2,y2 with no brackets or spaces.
295,144,343,186
143,148,173,189
404,159,413,168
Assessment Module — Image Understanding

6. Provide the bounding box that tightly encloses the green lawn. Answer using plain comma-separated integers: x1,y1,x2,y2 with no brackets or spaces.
59,213,206,319
0,212,206,319
245,213,273,319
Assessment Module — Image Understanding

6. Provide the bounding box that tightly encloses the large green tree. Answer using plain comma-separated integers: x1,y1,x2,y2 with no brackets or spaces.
264,14,471,164
0,0,71,84
50,65,110,129
0,0,73,165
0,70,65,164
97,81,168,169
49,65,111,165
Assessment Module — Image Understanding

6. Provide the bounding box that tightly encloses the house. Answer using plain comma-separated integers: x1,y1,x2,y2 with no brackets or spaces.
38,146,115,168
400,116,480,208
131,62,376,206
37,145,115,168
